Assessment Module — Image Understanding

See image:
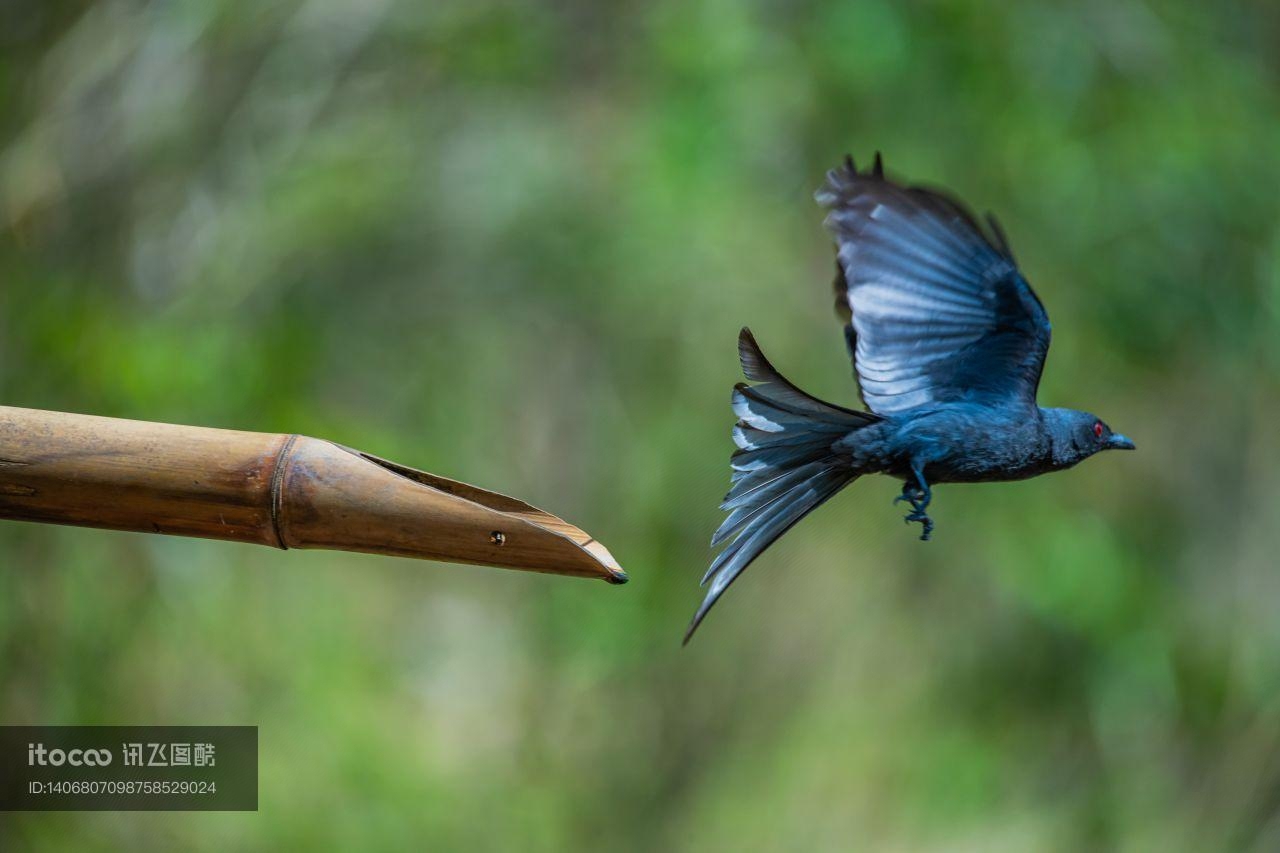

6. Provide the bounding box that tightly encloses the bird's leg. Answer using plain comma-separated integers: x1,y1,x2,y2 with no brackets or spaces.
895,466,934,541
893,480,925,508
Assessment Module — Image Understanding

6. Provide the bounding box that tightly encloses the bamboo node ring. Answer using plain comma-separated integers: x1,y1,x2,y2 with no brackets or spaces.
269,433,299,550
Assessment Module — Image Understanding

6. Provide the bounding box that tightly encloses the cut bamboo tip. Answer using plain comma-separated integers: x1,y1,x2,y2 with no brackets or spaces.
0,406,627,584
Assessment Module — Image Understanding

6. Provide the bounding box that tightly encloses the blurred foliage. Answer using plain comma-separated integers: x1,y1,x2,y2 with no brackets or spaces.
2,0,1280,849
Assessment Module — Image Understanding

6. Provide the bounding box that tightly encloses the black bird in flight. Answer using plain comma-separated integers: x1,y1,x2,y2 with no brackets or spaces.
686,153,1135,643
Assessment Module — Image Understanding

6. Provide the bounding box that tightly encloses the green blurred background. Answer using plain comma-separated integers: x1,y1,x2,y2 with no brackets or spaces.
2,0,1280,849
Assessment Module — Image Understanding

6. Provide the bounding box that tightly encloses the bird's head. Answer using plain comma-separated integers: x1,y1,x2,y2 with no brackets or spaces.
1043,407,1135,468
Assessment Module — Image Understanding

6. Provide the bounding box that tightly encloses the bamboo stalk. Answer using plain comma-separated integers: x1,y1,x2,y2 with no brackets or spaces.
0,406,626,583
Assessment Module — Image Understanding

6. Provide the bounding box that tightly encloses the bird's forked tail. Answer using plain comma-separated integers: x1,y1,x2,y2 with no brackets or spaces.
685,328,880,643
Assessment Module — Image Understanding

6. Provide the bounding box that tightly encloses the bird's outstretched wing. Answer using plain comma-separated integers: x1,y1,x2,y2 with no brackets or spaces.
816,154,1051,416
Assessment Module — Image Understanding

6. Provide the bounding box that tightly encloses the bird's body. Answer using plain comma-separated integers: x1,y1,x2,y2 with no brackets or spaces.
842,403,1051,484
687,153,1135,642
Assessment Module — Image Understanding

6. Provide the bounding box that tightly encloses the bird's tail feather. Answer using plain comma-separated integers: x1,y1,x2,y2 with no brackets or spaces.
685,329,879,644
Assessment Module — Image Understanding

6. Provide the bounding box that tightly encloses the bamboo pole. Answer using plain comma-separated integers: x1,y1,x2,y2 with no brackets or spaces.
0,406,626,584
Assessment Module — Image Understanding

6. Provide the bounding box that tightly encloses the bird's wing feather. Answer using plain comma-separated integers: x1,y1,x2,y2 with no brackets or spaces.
816,155,1051,415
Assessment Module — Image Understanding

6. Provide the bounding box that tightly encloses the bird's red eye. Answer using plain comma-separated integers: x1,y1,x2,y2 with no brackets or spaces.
1093,422,1104,440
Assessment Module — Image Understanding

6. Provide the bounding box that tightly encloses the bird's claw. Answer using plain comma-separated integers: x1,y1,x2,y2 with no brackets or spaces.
896,479,933,540
904,509,934,541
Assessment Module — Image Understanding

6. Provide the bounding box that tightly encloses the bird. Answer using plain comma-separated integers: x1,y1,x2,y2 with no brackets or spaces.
685,152,1135,643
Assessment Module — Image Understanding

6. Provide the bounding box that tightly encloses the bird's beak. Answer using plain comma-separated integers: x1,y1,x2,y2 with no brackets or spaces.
1106,434,1135,451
